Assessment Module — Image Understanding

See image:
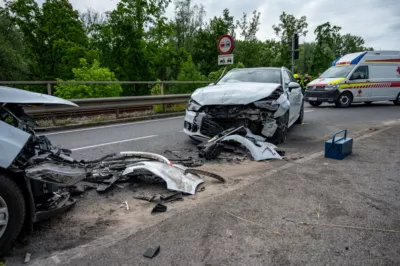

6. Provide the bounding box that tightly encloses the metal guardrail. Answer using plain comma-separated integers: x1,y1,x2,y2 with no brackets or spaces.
0,80,211,125
0,80,213,95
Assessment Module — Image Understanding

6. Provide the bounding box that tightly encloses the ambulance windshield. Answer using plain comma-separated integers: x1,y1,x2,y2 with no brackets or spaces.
319,65,356,79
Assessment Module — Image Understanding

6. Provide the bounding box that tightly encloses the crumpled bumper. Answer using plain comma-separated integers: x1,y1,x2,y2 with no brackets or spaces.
183,93,291,141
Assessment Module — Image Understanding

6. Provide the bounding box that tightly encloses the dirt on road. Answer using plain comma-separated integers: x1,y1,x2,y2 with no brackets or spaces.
5,122,400,265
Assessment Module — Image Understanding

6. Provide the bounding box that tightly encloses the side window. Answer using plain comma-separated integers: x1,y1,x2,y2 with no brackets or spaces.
350,66,369,80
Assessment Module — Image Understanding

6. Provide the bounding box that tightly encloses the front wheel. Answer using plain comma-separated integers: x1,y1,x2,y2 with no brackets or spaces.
335,92,353,108
0,174,26,256
308,101,322,107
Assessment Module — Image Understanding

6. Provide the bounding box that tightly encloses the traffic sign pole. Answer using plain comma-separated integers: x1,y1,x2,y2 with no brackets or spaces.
217,34,235,66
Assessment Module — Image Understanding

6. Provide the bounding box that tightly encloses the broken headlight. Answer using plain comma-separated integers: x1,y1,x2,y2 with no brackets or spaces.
187,99,202,112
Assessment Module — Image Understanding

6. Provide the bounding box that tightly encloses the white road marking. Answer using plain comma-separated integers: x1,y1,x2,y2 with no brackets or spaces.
39,116,184,136
70,135,157,151
305,110,314,113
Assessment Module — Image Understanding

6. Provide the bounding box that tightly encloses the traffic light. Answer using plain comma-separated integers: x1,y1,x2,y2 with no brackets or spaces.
293,33,299,50
294,51,299,60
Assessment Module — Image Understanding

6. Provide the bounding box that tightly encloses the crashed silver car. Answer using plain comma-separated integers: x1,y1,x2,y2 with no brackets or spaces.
0,86,221,255
183,67,304,144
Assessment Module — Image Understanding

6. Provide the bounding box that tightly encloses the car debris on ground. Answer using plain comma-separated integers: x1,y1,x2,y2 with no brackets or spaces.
196,126,285,161
0,85,289,256
0,86,228,255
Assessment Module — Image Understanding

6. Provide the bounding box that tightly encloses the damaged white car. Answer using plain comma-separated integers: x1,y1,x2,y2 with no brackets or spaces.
0,86,222,256
183,67,304,144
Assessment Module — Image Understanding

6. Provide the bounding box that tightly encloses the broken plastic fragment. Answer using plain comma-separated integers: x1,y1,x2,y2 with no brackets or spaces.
25,162,90,186
122,161,204,195
221,135,282,161
119,151,172,165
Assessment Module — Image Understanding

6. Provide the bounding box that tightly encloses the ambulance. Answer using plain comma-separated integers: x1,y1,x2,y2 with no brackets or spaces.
304,51,400,107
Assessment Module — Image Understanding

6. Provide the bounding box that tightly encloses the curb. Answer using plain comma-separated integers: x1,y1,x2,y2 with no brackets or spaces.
34,112,185,133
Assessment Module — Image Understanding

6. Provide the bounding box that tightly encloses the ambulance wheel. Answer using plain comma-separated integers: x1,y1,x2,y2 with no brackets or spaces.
393,92,400,106
0,173,26,256
335,92,353,108
308,101,322,107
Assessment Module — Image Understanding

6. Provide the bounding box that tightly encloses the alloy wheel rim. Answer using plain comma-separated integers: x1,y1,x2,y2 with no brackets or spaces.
0,196,9,239
340,95,349,105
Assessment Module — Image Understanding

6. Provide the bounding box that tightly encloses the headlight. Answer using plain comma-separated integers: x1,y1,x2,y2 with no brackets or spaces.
325,84,339,91
187,99,202,111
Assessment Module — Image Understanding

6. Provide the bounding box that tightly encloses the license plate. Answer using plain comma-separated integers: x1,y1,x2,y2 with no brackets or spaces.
308,97,317,101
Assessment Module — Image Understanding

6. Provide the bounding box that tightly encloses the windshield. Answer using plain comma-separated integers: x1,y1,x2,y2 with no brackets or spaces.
319,65,356,79
217,69,282,84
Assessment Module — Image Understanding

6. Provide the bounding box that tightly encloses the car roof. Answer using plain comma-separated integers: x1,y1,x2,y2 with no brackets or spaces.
230,67,282,71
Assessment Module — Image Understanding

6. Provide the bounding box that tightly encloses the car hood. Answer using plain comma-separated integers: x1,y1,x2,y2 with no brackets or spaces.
308,77,346,86
191,82,281,105
0,86,78,106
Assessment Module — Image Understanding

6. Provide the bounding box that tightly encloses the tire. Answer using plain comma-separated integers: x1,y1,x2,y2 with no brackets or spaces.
308,101,322,107
364,101,372,105
335,92,353,108
266,111,289,145
393,92,400,106
0,174,26,256
295,101,304,124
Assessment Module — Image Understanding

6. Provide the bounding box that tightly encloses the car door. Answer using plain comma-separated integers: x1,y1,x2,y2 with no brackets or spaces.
283,69,301,124
347,65,371,101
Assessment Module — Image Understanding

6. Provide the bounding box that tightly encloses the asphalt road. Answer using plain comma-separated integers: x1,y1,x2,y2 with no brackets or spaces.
42,101,400,160
30,113,400,266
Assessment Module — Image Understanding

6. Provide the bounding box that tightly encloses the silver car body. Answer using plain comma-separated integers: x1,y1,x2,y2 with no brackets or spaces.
0,87,78,168
183,67,304,141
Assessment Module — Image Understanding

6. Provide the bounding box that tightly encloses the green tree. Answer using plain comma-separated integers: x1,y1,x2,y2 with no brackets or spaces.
234,10,261,67
169,55,206,94
6,0,90,81
172,0,205,53
54,58,122,99
0,8,29,80
192,8,236,75
272,12,308,68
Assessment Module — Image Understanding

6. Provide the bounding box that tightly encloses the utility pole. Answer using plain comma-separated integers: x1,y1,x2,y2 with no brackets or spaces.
291,33,299,74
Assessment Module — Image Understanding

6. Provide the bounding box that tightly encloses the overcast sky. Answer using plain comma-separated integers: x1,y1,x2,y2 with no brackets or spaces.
33,0,400,50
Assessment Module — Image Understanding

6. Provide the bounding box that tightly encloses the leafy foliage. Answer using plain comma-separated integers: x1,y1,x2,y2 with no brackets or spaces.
2,0,375,97
54,59,122,99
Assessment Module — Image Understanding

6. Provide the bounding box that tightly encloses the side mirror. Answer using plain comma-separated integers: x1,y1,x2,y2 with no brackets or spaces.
288,82,300,91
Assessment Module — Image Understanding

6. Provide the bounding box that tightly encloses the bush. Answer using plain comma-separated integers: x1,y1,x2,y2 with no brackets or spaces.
54,59,122,99
169,55,207,94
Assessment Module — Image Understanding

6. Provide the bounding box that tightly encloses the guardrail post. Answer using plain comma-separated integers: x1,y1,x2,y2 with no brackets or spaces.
51,113,56,126
116,108,120,119
47,83,52,95
161,81,165,113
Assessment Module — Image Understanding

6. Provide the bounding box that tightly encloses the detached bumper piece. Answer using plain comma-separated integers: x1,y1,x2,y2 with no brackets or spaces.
197,126,284,161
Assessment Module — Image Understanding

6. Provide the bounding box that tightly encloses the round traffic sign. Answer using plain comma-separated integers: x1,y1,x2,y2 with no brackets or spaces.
217,35,234,55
